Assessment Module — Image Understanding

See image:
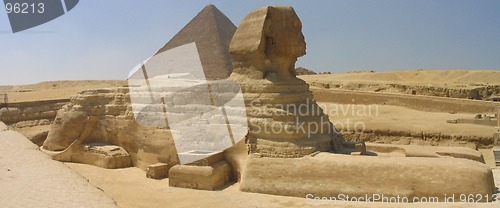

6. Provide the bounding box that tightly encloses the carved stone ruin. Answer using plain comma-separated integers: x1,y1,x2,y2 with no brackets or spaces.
39,5,496,201
224,6,496,201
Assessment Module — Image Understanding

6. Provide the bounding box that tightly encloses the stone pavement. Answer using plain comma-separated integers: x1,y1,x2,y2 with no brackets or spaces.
0,122,118,208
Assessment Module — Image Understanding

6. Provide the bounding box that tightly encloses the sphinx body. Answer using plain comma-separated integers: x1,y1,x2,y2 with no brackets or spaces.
229,6,344,158
226,6,496,201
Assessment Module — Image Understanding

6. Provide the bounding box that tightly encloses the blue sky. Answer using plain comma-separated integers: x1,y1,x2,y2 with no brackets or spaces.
1,0,499,85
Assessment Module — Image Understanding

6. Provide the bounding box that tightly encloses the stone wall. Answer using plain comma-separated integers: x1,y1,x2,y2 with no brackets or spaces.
309,82,500,101
0,99,68,124
312,88,500,114
343,129,496,149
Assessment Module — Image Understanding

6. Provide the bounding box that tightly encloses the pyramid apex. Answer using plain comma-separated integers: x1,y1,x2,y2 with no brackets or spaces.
201,4,222,13
153,4,237,80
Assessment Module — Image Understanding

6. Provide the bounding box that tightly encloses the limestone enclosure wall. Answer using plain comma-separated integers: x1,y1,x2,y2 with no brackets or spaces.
343,129,495,149
0,99,69,124
309,82,500,101
312,88,500,114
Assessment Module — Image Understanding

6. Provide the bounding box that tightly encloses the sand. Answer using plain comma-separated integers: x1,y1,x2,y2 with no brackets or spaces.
300,70,500,89
0,80,125,102
1,70,498,103
319,102,497,138
2,125,498,207
0,123,117,208
65,162,500,208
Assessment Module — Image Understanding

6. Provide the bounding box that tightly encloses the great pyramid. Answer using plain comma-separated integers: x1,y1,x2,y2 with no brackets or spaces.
154,4,237,80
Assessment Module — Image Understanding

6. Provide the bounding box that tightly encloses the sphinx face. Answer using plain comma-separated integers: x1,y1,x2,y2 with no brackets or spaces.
229,6,307,79
265,8,306,60
43,110,88,151
286,17,307,58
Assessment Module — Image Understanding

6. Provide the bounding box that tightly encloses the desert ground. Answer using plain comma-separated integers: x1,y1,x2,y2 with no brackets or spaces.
0,80,126,102
0,124,118,207
300,70,500,93
1,70,499,207
65,162,500,208
0,130,498,208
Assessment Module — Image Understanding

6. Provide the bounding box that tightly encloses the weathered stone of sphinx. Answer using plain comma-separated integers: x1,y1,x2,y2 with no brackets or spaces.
40,4,495,200
41,88,179,169
229,6,341,158
229,6,496,201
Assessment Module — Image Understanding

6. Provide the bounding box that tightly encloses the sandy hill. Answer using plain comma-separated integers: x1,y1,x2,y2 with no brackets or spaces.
1,70,499,102
301,70,500,88
0,80,126,102
300,70,500,101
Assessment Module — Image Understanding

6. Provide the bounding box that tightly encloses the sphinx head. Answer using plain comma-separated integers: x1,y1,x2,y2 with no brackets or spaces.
229,6,306,80
264,6,306,59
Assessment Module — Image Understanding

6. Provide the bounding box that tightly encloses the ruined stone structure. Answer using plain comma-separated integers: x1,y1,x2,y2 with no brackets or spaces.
494,147,500,166
224,6,495,201
447,113,499,127
0,99,67,125
40,4,496,201
41,88,178,169
0,94,6,108
228,6,341,157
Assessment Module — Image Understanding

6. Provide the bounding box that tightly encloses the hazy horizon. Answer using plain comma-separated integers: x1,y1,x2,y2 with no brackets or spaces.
2,69,500,87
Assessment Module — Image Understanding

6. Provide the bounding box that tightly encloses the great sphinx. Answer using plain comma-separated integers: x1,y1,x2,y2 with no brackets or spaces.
228,6,345,157
224,5,495,201
40,5,495,202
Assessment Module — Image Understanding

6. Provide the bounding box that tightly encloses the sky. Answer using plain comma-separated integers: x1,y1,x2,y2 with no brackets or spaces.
0,0,499,85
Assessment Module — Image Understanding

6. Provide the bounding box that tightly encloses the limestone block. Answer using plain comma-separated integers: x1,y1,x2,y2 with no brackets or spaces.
71,144,131,169
146,163,169,179
241,153,496,201
185,151,225,166
366,143,485,163
169,160,232,190
0,107,20,123
40,111,56,119
14,120,40,128
494,148,500,166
